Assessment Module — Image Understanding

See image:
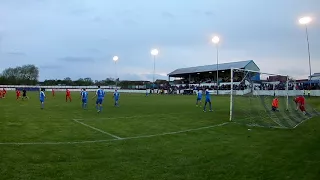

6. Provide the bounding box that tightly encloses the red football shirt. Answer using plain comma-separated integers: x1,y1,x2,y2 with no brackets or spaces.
297,96,305,105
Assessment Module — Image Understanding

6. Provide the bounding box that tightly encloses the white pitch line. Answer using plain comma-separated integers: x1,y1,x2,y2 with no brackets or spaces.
72,119,122,139
122,122,229,140
0,122,229,145
74,113,183,121
80,112,189,121
293,116,313,129
75,110,227,121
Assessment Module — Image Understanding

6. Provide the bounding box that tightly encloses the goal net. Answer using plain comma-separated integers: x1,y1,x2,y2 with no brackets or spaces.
230,68,319,129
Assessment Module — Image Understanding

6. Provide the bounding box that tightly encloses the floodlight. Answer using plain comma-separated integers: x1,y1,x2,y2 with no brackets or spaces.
151,49,159,56
212,36,220,44
299,17,312,25
113,56,119,61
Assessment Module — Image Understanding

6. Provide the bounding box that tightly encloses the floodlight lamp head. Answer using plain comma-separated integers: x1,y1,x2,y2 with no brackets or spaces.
151,49,159,56
212,36,220,44
299,17,312,25
113,56,119,61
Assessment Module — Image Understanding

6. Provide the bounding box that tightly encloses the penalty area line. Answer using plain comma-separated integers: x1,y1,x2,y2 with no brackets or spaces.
0,122,229,145
122,122,229,140
293,116,313,129
76,112,196,121
72,119,122,139
75,110,228,122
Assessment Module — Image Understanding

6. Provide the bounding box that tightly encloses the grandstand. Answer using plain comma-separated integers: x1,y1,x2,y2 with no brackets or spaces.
168,60,260,88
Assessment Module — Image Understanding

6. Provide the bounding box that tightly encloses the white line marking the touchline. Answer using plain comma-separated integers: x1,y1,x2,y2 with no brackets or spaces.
0,122,229,145
72,119,122,139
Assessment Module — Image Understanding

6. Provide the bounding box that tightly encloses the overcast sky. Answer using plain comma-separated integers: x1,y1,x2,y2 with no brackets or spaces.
0,0,319,81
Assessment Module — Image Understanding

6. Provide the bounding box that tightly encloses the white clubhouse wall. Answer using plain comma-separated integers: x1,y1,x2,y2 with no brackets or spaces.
0,85,319,96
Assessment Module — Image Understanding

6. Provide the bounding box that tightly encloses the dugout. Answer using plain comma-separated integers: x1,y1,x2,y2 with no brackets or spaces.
167,60,260,86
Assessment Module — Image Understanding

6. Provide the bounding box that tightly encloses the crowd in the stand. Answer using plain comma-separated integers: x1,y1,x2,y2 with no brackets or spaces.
154,81,320,92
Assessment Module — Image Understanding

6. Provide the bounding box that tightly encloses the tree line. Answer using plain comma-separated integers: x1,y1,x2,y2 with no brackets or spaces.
0,65,168,88
0,64,39,85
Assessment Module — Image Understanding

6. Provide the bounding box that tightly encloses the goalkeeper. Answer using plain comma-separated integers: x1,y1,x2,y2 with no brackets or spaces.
271,97,279,111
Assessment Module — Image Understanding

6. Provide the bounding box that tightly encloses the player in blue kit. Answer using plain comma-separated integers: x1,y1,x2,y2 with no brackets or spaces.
196,89,202,107
145,89,149,97
39,88,46,109
80,89,88,109
113,89,120,107
203,89,212,112
92,86,104,113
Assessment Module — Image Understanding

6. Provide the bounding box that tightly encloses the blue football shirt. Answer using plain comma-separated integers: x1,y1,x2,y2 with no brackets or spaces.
96,89,104,99
197,91,202,99
81,91,88,99
114,92,120,100
40,91,45,100
205,91,210,100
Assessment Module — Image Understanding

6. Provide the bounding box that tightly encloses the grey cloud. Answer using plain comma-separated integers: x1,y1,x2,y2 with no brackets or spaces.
86,48,101,53
191,10,201,15
120,73,167,81
162,12,175,19
70,8,94,15
92,16,102,22
276,69,309,77
59,57,95,62
143,74,167,81
116,9,133,17
204,11,214,16
40,64,62,69
123,19,138,26
6,52,26,56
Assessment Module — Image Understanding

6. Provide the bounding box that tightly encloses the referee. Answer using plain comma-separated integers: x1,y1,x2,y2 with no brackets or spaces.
22,89,29,100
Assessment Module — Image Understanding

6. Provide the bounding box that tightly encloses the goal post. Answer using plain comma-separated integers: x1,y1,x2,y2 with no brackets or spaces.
229,68,318,128
229,68,234,121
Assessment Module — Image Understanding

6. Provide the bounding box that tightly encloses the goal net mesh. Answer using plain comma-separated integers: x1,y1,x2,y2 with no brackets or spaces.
230,69,319,128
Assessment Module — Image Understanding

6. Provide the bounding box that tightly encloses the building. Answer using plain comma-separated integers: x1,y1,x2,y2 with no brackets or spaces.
167,60,260,84
267,75,287,82
310,73,320,80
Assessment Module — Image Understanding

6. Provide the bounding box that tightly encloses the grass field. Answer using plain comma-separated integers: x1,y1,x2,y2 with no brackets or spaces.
0,91,320,180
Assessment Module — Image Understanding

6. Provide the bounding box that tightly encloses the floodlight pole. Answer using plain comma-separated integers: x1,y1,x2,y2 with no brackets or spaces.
304,25,312,88
153,55,156,92
216,44,219,95
115,60,118,87
113,56,119,88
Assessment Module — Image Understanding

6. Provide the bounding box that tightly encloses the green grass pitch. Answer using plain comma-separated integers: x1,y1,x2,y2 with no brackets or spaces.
0,91,320,180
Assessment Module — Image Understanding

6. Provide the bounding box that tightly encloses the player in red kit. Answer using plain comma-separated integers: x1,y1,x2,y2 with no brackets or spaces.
2,88,6,98
294,96,306,115
52,89,55,97
66,89,72,102
16,89,21,100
